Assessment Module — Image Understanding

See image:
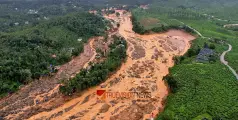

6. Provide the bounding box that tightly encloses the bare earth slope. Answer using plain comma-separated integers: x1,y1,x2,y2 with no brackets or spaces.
0,11,195,120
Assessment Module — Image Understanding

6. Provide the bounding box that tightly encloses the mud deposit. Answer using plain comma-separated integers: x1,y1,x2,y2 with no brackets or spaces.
0,10,195,120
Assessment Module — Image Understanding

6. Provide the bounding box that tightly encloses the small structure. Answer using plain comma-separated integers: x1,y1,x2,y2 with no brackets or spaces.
44,16,49,20
140,5,149,9
77,38,83,42
51,54,57,58
14,22,19,26
25,21,29,25
196,48,214,62
100,83,107,88
28,9,38,14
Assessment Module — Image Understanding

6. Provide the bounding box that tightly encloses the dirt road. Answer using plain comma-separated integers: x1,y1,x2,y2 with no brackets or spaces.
224,24,238,28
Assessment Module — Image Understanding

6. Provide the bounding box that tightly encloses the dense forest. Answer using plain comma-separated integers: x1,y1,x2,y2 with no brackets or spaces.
60,35,127,95
0,12,108,96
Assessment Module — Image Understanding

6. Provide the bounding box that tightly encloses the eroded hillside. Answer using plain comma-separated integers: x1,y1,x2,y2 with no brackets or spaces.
28,11,195,120
0,10,195,120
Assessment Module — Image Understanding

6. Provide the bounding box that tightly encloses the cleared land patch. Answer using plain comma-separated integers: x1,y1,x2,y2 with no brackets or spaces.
140,17,160,28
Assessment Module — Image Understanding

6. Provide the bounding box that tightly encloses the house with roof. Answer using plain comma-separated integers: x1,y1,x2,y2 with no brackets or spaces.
196,48,214,62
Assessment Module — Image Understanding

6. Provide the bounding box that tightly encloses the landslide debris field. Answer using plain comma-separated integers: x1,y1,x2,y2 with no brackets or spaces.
0,10,195,120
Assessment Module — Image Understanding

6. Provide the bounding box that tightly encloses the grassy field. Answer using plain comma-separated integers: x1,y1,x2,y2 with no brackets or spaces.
132,8,183,30
131,4,238,119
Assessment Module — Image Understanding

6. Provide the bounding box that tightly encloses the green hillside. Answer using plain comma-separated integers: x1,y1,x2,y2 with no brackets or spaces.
0,12,108,96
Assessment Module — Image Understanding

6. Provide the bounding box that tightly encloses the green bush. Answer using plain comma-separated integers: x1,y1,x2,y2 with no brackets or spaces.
209,44,216,49
173,56,185,65
187,48,197,57
163,74,178,93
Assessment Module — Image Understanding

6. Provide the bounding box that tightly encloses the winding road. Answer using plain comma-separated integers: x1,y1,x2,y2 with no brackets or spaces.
220,44,238,80
174,18,238,80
